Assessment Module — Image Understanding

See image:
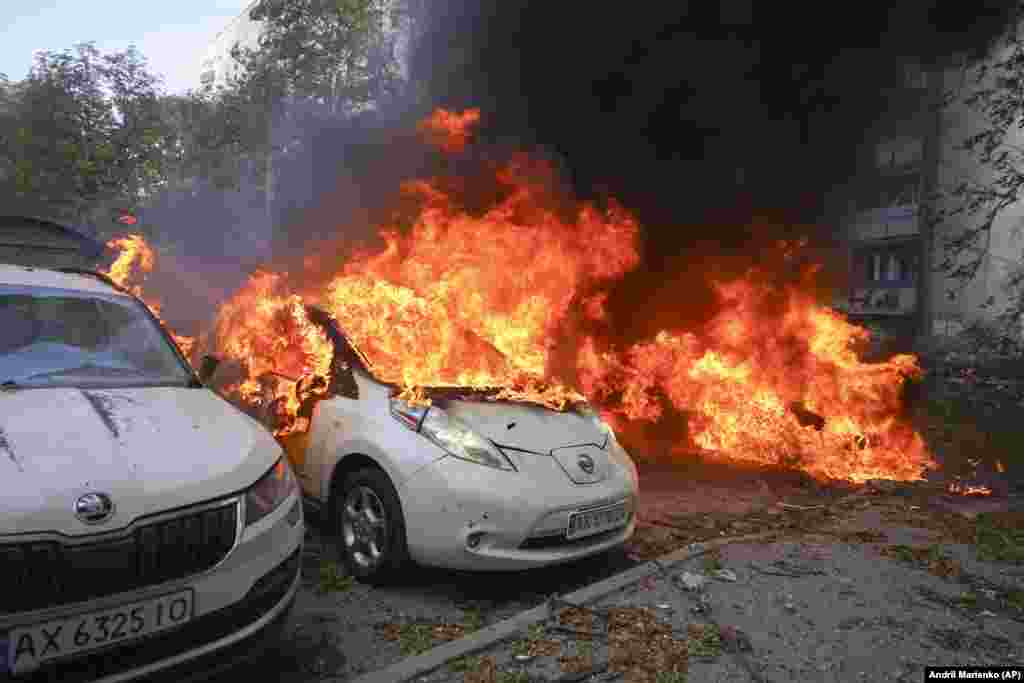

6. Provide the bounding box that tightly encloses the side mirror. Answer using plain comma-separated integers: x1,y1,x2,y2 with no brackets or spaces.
333,361,359,399
198,355,222,384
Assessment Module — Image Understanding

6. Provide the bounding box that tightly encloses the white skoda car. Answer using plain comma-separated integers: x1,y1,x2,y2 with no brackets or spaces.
218,307,639,584
0,264,303,683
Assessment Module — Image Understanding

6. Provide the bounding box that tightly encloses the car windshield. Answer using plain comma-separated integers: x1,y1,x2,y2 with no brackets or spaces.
0,284,193,389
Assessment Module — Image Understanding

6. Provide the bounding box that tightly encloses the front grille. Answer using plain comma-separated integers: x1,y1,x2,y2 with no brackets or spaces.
5,549,300,683
0,501,237,616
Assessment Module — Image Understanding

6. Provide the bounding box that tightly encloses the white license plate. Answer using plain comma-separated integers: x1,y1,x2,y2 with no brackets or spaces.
566,502,628,540
6,589,194,674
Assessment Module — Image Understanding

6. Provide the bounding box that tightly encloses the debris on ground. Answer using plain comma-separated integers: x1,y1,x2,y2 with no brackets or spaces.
557,606,596,636
712,569,738,582
717,624,752,653
675,572,706,592
511,623,560,658
881,543,963,579
462,656,498,683
607,607,689,683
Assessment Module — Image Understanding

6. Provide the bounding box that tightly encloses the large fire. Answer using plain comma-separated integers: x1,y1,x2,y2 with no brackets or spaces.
104,107,940,484
576,272,931,483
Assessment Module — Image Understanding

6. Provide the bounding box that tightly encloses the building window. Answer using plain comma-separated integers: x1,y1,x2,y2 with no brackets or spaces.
855,244,918,287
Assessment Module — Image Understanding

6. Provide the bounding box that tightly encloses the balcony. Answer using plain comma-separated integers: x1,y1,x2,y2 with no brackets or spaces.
847,204,920,242
840,286,917,317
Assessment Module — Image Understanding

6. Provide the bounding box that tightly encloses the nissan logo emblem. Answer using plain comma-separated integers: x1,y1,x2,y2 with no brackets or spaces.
577,453,595,475
75,492,115,525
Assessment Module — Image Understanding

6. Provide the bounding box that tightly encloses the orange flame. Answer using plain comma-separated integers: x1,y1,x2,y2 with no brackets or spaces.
417,107,481,153
947,481,993,496
128,109,937,482
578,275,933,483
103,235,196,358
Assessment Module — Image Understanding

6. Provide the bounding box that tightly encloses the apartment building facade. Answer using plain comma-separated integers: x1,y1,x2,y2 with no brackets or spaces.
835,52,1024,342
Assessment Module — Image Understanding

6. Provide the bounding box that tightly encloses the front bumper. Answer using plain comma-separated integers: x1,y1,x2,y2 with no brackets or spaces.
0,495,303,683
400,453,637,571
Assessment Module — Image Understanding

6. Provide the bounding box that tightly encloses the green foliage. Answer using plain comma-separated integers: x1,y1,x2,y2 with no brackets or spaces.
317,560,354,593
243,0,403,114
0,42,174,225
462,607,484,633
687,623,722,658
975,513,1024,562
0,1,414,229
396,623,434,656
447,654,483,673
655,672,688,683
933,13,1024,342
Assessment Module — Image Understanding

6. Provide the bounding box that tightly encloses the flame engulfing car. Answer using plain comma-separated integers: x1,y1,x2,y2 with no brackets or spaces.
0,265,303,682
210,306,639,583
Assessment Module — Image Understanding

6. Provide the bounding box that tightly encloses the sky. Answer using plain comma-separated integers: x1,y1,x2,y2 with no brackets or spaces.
0,0,251,93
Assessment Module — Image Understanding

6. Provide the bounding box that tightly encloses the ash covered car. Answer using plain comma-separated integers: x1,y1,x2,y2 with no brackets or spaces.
0,265,303,682
206,306,639,583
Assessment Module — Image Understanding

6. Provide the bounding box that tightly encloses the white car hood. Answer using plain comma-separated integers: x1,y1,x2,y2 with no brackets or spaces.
444,401,607,452
444,400,612,484
0,386,281,537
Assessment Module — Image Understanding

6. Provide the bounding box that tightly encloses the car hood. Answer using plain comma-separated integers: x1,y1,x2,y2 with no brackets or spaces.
0,386,281,537
444,400,612,484
445,400,606,452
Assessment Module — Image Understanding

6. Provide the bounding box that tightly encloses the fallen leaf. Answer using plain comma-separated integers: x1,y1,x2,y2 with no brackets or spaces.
433,624,466,641
463,655,497,683
529,639,562,657
378,623,402,641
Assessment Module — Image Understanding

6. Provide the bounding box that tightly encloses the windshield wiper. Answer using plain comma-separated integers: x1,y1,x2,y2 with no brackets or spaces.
1,380,22,391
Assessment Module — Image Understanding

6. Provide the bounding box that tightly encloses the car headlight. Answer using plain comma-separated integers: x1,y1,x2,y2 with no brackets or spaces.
390,397,516,471
577,403,616,443
245,457,298,526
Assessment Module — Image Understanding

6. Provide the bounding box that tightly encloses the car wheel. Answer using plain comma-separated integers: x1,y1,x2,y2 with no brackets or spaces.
335,467,410,584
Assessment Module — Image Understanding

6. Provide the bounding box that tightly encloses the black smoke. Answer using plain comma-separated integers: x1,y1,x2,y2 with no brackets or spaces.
407,0,1022,343
138,0,1022,342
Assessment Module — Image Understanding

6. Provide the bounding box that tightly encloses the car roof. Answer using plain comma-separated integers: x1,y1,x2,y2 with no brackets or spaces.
0,263,126,296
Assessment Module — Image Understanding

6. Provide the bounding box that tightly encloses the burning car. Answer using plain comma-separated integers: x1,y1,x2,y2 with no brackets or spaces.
0,265,303,682
204,306,639,582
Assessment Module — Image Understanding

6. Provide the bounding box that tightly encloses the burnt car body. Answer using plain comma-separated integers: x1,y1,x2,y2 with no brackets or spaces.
208,306,639,583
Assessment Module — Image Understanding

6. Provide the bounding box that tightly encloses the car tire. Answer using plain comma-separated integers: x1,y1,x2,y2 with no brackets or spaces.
334,467,410,584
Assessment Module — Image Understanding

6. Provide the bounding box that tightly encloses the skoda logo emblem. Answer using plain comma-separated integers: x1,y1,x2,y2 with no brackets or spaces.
75,493,115,525
577,453,596,475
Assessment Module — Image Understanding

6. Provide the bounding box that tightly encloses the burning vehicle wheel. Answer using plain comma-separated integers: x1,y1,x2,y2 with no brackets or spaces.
335,467,410,583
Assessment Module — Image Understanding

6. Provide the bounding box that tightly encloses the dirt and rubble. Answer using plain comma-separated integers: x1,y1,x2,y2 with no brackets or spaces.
403,484,1024,683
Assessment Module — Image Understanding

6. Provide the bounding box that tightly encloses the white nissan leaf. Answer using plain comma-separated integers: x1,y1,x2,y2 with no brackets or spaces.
0,264,303,683
214,306,639,584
